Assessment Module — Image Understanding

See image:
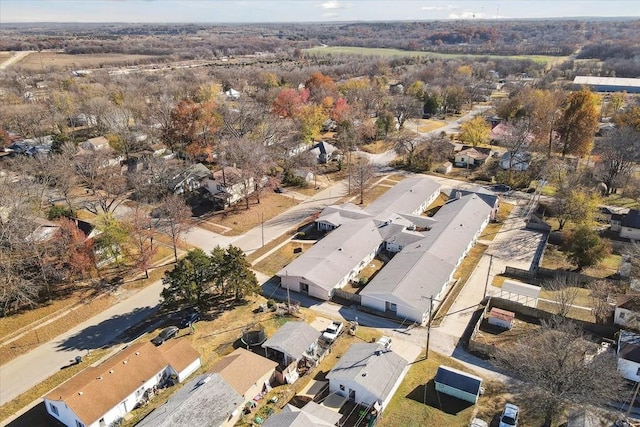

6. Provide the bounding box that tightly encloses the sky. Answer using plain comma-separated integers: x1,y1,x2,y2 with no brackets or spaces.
0,0,638,23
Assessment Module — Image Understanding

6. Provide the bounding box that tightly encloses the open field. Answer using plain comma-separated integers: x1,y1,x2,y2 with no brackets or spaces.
304,46,566,64
11,52,161,71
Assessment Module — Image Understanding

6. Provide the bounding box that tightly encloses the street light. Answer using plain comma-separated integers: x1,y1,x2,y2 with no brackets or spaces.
261,212,264,248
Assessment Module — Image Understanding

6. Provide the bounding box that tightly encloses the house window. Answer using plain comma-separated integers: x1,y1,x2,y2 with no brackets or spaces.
76,421,85,427
339,384,345,391
620,312,626,319
49,403,59,416
637,367,640,377
386,302,397,312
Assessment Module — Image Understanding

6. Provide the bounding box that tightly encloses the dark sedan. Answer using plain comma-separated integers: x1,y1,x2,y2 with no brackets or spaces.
151,326,179,346
179,311,201,328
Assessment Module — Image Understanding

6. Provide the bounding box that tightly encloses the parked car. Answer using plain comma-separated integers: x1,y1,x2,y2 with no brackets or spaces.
322,321,344,343
179,311,201,328
492,184,511,193
377,336,392,349
151,326,179,346
274,187,283,193
470,418,489,427
498,403,520,427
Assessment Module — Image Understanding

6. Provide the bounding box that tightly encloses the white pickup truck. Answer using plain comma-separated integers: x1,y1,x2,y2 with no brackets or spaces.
322,321,344,343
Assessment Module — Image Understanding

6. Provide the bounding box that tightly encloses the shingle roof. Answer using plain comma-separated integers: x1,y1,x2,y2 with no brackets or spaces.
622,209,640,229
619,330,640,363
156,338,202,374
276,219,383,292
262,402,342,427
434,365,483,396
262,322,320,360
326,343,408,403
618,294,640,312
365,177,441,218
457,148,489,160
361,192,497,313
45,340,200,426
210,348,277,396
136,373,242,427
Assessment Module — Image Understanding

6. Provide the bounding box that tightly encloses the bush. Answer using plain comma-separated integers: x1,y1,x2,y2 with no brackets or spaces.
48,205,75,220
267,299,276,309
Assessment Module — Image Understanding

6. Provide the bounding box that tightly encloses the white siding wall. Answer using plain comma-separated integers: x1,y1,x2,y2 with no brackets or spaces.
618,358,640,382
360,295,386,314
44,399,83,427
177,358,201,383
280,275,303,293
621,227,640,240
329,379,378,407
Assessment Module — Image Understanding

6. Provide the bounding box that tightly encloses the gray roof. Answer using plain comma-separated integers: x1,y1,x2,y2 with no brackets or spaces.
310,141,338,156
365,177,441,218
434,365,483,395
622,209,640,229
567,410,603,427
326,343,408,403
136,373,242,427
362,192,497,313
262,321,321,360
316,203,372,227
276,219,383,292
262,402,341,427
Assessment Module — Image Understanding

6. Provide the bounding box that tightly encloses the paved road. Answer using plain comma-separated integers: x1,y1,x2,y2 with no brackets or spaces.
0,282,164,406
0,179,349,409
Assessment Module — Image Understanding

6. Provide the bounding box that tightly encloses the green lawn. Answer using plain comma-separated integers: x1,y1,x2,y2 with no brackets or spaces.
304,46,564,64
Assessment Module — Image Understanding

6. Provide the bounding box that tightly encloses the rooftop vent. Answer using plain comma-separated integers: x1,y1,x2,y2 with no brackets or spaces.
338,247,343,251
109,370,114,374
362,371,368,377
97,376,103,380
135,352,140,356
78,391,83,396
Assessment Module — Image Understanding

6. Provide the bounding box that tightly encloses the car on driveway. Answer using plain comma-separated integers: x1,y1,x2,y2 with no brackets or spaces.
498,403,520,427
492,184,511,193
470,419,488,427
151,326,179,346
179,311,201,328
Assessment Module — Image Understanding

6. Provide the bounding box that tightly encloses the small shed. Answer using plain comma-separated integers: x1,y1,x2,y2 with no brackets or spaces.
434,365,483,404
436,161,453,175
487,307,515,330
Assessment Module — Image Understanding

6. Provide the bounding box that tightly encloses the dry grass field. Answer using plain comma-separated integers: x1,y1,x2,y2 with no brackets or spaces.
13,52,160,71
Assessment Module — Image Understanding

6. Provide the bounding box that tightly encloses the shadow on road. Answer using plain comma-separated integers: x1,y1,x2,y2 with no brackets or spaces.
56,305,159,352
6,402,64,427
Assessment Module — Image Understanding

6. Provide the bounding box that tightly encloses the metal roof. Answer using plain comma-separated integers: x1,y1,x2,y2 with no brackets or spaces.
434,365,483,395
573,76,640,88
502,280,541,299
365,176,441,218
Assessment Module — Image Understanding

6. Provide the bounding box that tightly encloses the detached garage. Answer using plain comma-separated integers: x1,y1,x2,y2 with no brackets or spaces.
434,365,483,404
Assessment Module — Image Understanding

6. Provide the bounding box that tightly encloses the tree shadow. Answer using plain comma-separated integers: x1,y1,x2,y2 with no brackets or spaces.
56,305,160,352
406,379,473,415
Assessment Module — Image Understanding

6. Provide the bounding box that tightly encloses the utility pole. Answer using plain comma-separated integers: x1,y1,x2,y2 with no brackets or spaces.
426,295,433,359
483,254,493,299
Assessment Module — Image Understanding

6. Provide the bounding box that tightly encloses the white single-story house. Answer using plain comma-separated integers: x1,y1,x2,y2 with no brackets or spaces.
617,330,640,382
454,148,489,167
615,294,640,329
360,190,498,324
326,342,409,415
620,209,640,240
136,373,241,427
262,321,321,378
203,166,255,207
44,340,200,427
436,161,453,174
434,365,483,404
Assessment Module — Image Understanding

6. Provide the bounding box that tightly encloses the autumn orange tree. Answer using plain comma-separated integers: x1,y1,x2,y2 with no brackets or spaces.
166,98,221,160
305,72,337,104
272,88,309,118
557,89,600,157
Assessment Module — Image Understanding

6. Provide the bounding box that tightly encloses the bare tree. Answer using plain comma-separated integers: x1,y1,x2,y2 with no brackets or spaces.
587,280,617,324
392,130,421,168
74,150,129,215
595,126,640,195
545,276,580,318
492,319,624,427
157,194,192,263
350,156,375,205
